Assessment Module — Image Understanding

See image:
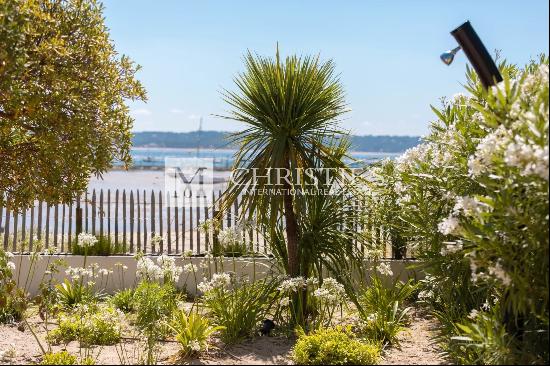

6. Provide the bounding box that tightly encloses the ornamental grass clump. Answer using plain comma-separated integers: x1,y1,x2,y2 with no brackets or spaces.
169,309,224,358
199,274,279,344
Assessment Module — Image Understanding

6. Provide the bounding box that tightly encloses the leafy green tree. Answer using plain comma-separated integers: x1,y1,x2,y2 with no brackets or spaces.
0,0,146,210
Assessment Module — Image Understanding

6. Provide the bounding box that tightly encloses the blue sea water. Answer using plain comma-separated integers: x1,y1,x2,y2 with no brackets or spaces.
125,147,400,169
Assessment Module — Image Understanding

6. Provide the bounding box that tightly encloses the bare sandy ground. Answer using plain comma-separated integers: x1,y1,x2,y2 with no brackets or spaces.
1,308,445,365
0,313,292,365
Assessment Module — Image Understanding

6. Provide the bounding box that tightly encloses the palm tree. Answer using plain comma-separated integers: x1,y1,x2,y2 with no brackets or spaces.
218,47,348,278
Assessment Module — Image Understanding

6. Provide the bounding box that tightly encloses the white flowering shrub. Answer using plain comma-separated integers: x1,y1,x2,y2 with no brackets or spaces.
362,56,548,363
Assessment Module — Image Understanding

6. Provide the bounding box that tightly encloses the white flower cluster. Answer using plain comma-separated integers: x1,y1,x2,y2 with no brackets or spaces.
183,263,197,273
197,272,231,293
278,276,306,292
468,126,511,177
218,227,241,247
313,278,346,304
504,135,549,181
76,232,98,248
65,266,94,280
453,196,492,217
136,257,162,281
157,254,183,282
395,140,455,173
437,215,461,236
136,255,183,283
3,252,16,272
469,64,549,180
375,262,393,277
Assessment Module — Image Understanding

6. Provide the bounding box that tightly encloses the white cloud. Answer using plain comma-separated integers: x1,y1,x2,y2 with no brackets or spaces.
131,108,152,116
187,114,201,120
170,108,185,114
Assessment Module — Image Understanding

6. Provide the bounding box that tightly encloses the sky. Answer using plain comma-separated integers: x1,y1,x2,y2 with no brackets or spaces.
102,0,549,136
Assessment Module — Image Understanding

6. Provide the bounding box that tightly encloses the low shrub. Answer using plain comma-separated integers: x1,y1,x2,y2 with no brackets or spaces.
40,351,94,365
47,304,123,346
169,309,224,357
292,326,381,365
133,280,179,364
110,288,135,313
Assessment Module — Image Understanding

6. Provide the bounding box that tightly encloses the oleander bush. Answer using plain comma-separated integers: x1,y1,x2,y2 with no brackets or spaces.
292,326,381,365
361,56,549,363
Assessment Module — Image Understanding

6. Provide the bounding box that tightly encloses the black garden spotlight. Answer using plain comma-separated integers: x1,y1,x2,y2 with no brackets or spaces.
440,21,503,89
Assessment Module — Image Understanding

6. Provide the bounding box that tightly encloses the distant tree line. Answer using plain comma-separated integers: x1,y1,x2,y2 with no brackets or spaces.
132,131,421,152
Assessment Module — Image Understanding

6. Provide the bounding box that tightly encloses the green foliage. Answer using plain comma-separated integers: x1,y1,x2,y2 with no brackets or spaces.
0,0,146,210
169,309,225,357
292,326,381,365
47,304,123,346
358,275,417,344
133,281,178,333
70,235,125,256
0,250,27,323
362,56,549,363
41,351,94,365
133,281,178,364
55,279,94,308
41,351,77,365
109,288,135,313
200,276,279,344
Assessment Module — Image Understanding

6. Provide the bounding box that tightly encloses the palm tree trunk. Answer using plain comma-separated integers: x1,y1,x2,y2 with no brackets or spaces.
283,188,299,277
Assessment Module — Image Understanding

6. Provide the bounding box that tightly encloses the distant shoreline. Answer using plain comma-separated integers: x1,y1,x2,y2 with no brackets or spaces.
131,131,421,153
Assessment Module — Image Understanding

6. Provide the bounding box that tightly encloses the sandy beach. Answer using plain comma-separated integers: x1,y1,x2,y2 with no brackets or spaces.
89,170,231,193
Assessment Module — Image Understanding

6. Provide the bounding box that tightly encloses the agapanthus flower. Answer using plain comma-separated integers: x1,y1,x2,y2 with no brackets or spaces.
76,233,98,248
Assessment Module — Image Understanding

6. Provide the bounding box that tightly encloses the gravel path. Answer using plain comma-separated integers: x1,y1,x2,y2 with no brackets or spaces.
381,309,448,365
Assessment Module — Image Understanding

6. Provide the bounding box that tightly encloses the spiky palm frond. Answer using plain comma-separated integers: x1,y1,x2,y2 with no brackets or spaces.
217,47,349,228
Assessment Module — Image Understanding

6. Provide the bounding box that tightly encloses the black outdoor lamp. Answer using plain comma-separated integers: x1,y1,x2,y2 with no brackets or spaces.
440,21,503,89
